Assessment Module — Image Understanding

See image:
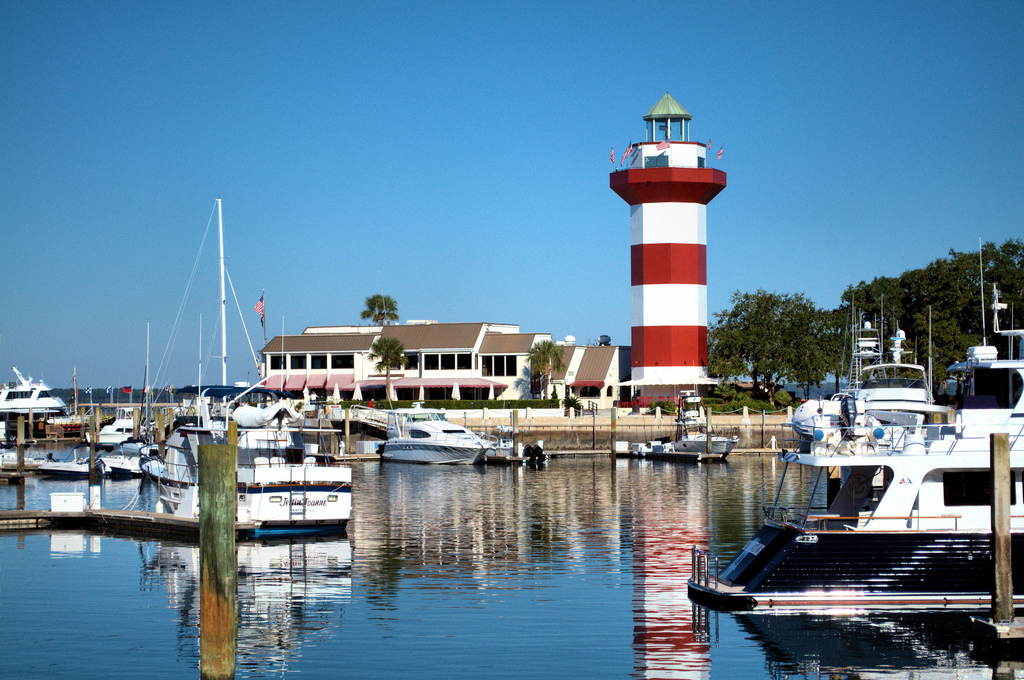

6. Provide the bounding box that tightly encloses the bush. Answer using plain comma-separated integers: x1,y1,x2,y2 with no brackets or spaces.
646,399,678,414
773,389,793,407
562,394,582,415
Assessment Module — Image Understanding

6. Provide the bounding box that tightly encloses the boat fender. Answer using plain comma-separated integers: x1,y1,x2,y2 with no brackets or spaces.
813,429,825,442
871,427,886,441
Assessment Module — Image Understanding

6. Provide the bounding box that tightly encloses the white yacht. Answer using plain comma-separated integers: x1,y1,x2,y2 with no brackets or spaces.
792,322,947,446
152,394,352,536
380,404,508,464
0,367,67,436
689,330,1024,610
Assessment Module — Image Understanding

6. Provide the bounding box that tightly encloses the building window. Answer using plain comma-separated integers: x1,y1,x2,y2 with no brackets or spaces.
270,356,283,370
457,353,471,370
440,353,455,370
483,355,517,377
311,355,327,370
331,355,354,370
581,386,600,398
405,353,419,370
290,355,306,370
424,354,440,371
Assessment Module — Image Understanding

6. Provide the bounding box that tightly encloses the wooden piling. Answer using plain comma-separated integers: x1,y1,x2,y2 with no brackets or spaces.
610,407,617,460
991,432,1013,623
198,421,237,680
344,407,351,456
16,416,25,475
88,415,98,487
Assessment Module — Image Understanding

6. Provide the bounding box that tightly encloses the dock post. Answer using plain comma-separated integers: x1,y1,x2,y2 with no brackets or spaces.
343,407,351,456
157,410,166,459
198,421,237,680
992,432,1013,623
79,407,85,441
610,407,617,460
512,410,519,456
706,407,712,455
16,416,25,475
133,407,141,438
89,414,100,508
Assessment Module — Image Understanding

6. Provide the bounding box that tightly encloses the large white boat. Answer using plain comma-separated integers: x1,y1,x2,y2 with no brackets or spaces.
380,404,508,464
689,331,1024,610
152,396,352,536
791,321,948,446
0,367,68,437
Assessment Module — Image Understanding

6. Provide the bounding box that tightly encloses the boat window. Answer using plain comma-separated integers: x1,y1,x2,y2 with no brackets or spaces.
409,429,431,439
943,470,1016,506
970,368,1015,409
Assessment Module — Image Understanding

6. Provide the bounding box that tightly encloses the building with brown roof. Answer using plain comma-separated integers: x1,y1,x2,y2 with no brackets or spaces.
259,320,631,407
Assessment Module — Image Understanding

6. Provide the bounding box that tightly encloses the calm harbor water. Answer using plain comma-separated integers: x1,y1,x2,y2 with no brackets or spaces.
0,450,1002,679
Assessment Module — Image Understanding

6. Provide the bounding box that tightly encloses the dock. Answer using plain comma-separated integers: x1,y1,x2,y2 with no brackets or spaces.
0,508,257,541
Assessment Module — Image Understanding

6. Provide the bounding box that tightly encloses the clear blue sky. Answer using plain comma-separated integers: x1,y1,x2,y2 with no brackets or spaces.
2,1,1021,389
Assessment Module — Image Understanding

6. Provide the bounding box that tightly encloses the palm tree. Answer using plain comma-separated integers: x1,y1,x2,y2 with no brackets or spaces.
368,336,407,402
360,294,399,325
527,339,566,400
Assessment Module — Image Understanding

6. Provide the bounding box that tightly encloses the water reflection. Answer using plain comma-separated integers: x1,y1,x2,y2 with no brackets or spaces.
140,538,352,671
1,455,1009,678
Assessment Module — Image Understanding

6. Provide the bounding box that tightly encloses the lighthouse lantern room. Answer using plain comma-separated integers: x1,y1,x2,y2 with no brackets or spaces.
610,93,727,398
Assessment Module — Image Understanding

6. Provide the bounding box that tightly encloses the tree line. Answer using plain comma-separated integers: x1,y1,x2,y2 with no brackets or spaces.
708,239,1024,402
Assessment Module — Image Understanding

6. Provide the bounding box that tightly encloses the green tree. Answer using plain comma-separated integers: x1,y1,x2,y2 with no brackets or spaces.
709,290,828,403
360,294,399,325
368,336,407,402
527,339,566,399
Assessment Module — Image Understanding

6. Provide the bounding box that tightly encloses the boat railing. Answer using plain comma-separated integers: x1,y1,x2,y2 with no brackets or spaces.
690,546,720,591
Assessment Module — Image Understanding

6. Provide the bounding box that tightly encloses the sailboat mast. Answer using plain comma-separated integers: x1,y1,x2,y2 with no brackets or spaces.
217,198,227,386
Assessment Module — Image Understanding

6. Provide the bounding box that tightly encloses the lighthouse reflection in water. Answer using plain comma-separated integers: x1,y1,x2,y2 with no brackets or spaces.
0,457,997,678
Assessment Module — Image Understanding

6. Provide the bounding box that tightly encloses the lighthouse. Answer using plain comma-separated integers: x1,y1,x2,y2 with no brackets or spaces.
610,93,726,395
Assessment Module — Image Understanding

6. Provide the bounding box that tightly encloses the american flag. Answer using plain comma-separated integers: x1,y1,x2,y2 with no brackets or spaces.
717,145,723,160
656,140,670,151
610,146,614,163
254,294,265,327
620,144,631,165
707,140,711,150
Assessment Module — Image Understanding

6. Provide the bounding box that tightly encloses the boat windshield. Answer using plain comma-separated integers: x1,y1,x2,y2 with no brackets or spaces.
405,412,447,423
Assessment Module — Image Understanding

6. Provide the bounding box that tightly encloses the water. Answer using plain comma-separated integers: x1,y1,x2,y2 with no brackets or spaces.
0,450,1003,678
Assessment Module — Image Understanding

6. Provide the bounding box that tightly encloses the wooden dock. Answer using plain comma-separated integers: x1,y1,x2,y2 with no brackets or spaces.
0,508,258,541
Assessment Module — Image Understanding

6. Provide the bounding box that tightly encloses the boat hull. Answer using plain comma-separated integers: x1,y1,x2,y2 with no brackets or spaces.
380,442,487,465
689,523,1024,610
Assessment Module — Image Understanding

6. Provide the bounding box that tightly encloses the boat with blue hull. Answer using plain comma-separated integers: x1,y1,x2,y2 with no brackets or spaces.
690,329,1024,610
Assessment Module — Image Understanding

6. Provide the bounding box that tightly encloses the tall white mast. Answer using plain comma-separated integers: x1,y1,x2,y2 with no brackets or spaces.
218,198,227,386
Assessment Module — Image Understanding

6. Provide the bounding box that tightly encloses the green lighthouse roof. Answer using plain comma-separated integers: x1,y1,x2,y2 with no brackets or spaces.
643,93,691,121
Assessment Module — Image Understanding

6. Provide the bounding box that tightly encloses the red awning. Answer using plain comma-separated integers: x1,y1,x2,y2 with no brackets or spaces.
570,381,605,387
284,375,306,391
264,375,284,390
305,374,328,389
325,374,354,389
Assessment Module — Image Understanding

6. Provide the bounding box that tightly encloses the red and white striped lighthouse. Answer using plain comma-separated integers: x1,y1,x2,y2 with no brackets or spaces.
610,94,726,392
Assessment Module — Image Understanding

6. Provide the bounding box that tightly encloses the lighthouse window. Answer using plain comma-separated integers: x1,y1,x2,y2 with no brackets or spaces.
698,156,705,168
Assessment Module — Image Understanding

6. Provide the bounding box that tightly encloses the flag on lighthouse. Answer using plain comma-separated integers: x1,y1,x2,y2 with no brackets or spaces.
254,294,265,327
717,145,723,160
610,146,614,163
